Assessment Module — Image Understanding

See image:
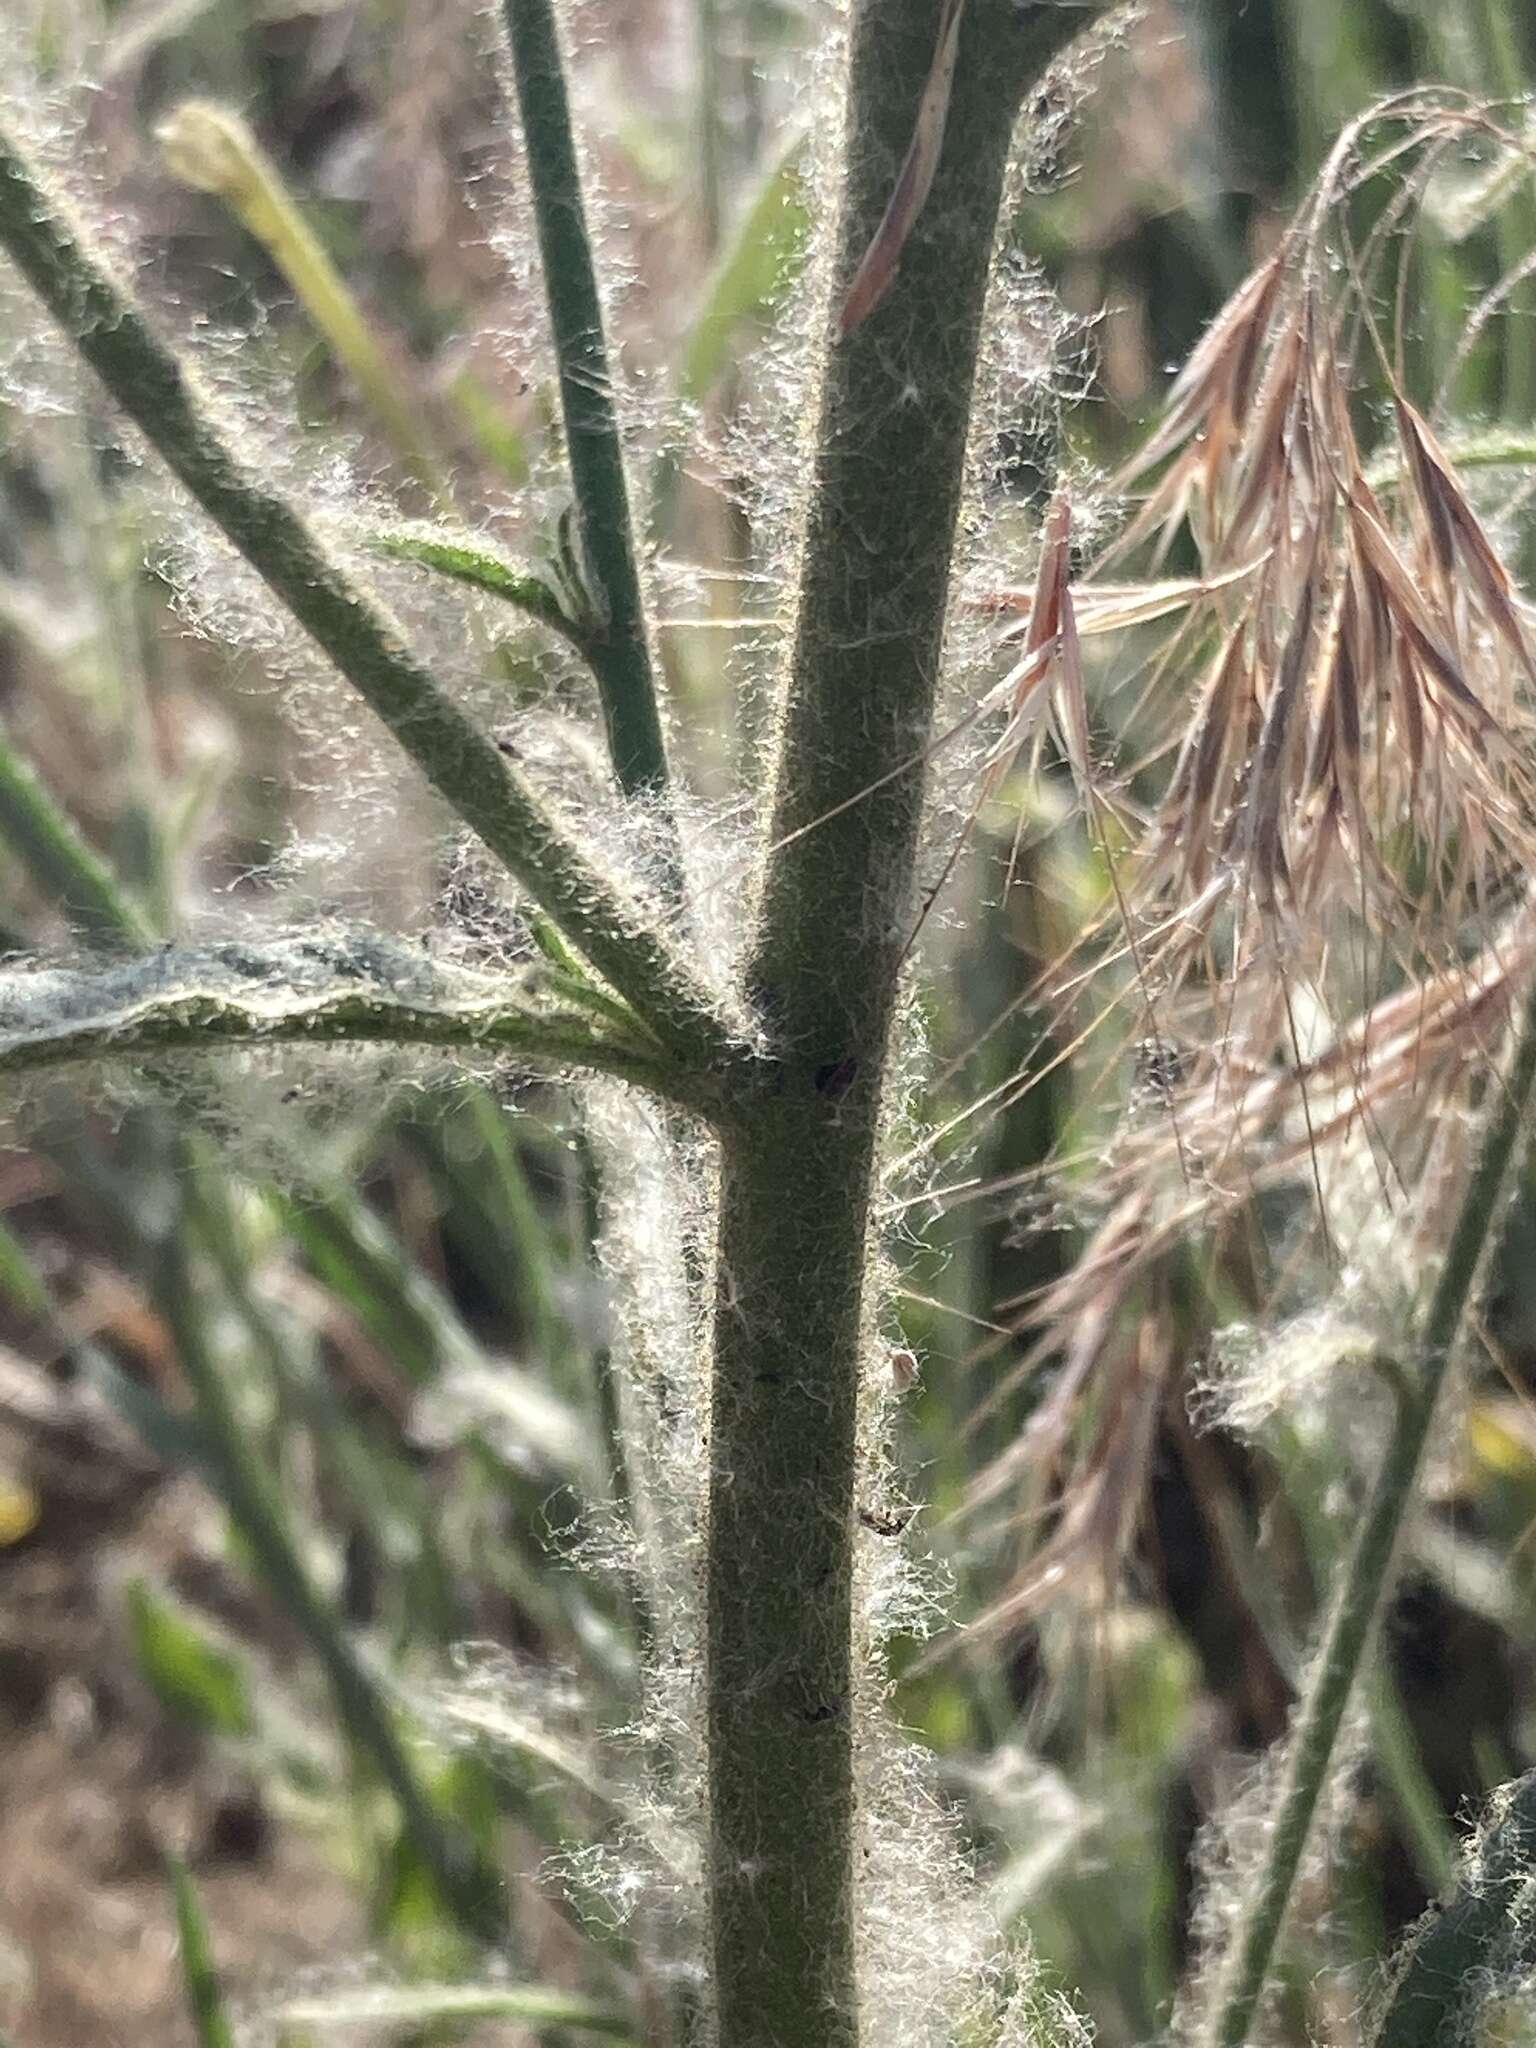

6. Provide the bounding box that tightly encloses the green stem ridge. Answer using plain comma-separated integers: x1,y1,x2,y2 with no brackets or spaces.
0,932,700,1102
1204,973,1536,2048
0,124,726,1068
500,0,672,805
701,7,1098,2046
1370,1768,1536,2048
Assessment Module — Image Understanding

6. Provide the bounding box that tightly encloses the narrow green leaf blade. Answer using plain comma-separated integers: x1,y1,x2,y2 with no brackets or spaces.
369,530,585,646
127,1579,256,1739
677,135,810,405
274,1981,634,2037
168,1855,236,2048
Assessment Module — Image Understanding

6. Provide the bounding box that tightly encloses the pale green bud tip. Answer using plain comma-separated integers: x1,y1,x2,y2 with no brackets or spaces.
155,100,261,202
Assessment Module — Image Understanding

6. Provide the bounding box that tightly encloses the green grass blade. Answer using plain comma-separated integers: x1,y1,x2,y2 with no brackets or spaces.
274,1980,634,2037
168,1854,236,2048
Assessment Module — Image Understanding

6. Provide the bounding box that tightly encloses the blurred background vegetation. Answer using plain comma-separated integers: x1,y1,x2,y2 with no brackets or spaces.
3,1,1536,2044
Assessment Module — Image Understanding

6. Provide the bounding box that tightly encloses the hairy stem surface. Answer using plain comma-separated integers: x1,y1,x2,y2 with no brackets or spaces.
1205,975,1536,2048
1370,1768,1536,2048
703,6,1094,2045
0,935,696,1100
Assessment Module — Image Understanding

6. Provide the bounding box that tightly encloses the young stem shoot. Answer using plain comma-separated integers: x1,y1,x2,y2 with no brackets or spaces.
500,0,673,812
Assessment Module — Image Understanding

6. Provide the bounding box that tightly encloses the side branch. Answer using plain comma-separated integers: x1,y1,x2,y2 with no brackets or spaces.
0,933,704,1103
500,0,671,809
0,122,728,1070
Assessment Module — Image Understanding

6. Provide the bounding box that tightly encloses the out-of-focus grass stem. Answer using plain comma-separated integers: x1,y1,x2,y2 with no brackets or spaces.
154,1233,509,1943
0,730,152,946
156,101,445,499
695,0,725,254
1470,0,1536,421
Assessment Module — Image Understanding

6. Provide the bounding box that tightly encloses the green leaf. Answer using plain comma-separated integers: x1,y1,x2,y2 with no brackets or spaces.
371,1758,503,1957
168,1855,236,2048
677,133,810,406
126,1579,255,1739
648,133,810,540
376,1821,454,1948
0,1209,52,1319
368,530,589,648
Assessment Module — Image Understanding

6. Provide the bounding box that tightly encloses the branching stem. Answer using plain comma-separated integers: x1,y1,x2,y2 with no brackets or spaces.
0,935,705,1104
0,122,727,1068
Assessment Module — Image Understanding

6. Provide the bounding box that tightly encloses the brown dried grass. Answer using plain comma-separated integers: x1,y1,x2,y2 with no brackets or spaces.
949,95,1536,1636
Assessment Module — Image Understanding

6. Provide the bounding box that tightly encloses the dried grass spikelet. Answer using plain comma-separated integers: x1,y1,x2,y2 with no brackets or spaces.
1113,102,1536,989
930,93,1536,1642
968,98,1536,1050
948,1200,1175,1644
950,894,1536,1643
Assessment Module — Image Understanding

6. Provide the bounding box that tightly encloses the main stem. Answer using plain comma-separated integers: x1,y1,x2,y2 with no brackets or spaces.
703,7,1092,2045
1204,974,1536,2048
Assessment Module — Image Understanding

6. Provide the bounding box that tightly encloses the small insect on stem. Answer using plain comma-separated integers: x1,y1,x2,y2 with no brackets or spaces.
889,1346,920,1395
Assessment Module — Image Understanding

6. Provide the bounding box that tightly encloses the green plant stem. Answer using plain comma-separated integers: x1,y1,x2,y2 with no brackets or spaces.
272,1982,633,2037
694,0,725,253
1469,0,1536,423
1204,973,1536,2048
500,0,671,807
168,1855,236,2048
1365,427,1536,488
0,122,728,1069
154,1238,508,1943
460,1089,567,1363
0,934,701,1102
1366,1673,1459,1899
700,6,1096,2046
